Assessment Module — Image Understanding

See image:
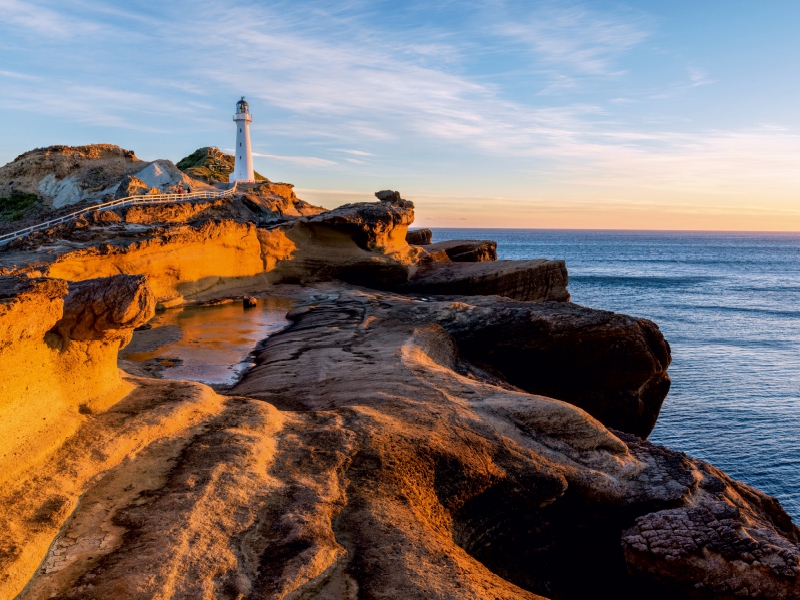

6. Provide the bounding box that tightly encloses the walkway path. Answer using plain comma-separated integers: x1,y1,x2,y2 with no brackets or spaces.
0,183,238,246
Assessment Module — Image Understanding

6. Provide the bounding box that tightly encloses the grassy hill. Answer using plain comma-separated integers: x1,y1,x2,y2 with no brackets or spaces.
176,147,269,184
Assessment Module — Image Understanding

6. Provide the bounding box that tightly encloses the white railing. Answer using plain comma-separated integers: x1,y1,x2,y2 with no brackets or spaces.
0,182,239,246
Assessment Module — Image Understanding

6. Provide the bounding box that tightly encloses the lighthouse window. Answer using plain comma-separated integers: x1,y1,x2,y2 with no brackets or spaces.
240,142,242,146
239,128,242,132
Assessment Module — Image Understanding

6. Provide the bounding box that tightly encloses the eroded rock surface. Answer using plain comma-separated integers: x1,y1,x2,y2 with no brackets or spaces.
227,289,798,599
1,189,570,307
394,295,671,437
53,274,155,344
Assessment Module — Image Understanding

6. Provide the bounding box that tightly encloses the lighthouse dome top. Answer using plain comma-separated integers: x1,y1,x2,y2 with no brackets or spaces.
236,97,250,114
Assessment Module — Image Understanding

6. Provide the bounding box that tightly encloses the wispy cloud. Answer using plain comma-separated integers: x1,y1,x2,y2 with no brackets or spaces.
251,152,337,167
492,2,650,75
0,69,39,81
337,149,373,156
0,0,103,37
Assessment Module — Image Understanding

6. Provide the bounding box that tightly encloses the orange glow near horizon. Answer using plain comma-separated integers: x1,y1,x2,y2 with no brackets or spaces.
297,189,800,233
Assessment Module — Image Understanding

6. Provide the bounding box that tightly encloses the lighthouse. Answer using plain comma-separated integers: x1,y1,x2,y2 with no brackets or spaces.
231,97,254,183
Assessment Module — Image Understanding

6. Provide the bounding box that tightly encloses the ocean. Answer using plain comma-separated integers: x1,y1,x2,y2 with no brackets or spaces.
430,228,800,522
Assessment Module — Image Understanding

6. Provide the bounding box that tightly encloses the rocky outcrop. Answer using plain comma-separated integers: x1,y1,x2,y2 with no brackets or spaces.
406,227,433,245
1,188,572,306
0,144,144,211
422,239,498,262
240,182,326,222
0,146,229,234
403,259,570,302
390,294,670,437
0,274,153,523
6,150,799,599
113,174,155,199
176,146,269,183
229,289,798,599
52,274,155,345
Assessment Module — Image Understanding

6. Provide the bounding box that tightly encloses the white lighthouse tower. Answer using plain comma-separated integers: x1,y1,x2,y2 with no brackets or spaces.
231,97,254,183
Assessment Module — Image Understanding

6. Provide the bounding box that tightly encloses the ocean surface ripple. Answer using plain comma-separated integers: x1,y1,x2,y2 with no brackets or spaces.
431,228,800,521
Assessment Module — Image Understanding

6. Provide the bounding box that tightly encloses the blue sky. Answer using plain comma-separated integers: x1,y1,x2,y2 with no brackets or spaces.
1,0,799,229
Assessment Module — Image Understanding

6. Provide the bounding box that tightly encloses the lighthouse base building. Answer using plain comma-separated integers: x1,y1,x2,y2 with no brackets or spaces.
231,97,254,183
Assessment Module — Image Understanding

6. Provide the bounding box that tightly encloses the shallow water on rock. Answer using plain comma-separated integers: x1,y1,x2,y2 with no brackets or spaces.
123,298,293,385
430,228,800,522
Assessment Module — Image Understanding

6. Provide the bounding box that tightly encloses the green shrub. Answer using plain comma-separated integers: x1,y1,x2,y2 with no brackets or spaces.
0,190,40,221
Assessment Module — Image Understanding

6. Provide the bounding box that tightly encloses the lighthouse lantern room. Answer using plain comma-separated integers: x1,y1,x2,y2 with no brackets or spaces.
231,97,254,183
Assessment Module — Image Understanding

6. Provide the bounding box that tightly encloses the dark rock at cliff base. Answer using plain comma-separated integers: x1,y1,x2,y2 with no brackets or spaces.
401,259,569,302
406,228,433,245
422,239,498,262
399,295,670,438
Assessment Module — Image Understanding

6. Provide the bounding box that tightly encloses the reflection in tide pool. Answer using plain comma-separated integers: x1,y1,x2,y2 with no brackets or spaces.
124,297,293,385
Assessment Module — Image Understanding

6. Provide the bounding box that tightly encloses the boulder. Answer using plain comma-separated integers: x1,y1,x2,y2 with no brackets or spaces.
52,274,155,344
421,239,498,262
406,227,432,245
114,174,154,199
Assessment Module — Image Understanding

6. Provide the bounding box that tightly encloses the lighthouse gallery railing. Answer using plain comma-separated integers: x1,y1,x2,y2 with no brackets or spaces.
0,183,239,246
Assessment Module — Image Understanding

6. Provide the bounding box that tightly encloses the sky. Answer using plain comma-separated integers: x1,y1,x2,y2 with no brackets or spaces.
1,0,799,230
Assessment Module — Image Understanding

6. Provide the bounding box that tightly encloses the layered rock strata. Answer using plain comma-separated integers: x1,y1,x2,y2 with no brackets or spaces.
402,259,570,302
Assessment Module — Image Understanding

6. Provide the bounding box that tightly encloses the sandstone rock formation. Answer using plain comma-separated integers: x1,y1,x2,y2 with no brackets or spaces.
4,283,796,599
369,293,669,438
406,227,432,245
0,273,154,562
421,239,498,262
0,189,568,305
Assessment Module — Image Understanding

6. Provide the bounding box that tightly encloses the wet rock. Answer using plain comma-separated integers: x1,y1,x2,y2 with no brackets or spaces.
243,295,257,308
